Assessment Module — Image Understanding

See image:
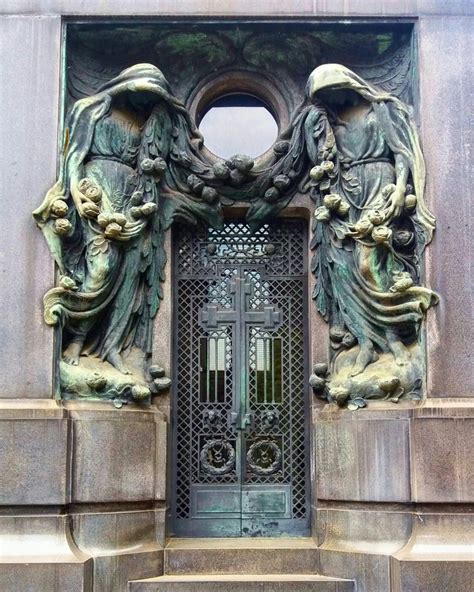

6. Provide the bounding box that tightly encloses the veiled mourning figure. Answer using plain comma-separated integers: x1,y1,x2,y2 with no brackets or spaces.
246,64,438,406
306,64,438,374
34,64,222,401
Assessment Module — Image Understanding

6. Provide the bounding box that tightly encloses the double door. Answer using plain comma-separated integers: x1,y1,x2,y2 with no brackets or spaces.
171,219,310,537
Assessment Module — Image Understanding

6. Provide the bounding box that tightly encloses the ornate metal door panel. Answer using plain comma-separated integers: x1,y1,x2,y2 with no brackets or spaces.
172,219,310,537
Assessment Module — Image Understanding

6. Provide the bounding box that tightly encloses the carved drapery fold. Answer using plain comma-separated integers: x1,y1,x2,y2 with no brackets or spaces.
35,60,437,408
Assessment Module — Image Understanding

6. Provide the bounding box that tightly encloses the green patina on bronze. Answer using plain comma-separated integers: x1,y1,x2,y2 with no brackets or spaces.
35,22,437,409
233,64,438,408
33,64,225,405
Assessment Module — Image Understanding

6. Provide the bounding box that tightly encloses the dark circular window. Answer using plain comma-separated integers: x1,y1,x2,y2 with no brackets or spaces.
198,93,278,159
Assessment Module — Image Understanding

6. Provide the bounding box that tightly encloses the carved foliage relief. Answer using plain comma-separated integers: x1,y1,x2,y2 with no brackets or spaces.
34,24,437,407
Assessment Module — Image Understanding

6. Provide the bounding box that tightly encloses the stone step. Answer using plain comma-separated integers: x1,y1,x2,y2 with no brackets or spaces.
129,574,354,592
164,538,319,575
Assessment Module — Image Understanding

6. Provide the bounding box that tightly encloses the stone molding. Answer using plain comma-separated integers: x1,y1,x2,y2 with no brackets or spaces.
1,0,473,18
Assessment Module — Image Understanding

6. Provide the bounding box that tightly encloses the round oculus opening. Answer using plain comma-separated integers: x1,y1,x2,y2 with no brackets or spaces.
198,93,278,159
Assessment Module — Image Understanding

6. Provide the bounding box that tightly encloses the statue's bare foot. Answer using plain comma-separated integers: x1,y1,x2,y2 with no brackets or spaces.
107,351,130,375
389,340,410,366
350,344,374,376
63,342,82,366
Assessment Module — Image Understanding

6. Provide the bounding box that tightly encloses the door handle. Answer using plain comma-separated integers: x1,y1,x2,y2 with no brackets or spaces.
241,412,253,431
228,411,253,431
228,411,238,428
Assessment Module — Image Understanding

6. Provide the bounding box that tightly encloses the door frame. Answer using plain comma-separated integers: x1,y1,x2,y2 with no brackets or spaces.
167,213,312,538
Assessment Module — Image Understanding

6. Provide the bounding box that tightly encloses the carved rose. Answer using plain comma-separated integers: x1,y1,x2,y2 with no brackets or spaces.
393,229,414,248
354,218,374,236
330,326,345,343
201,187,218,204
309,374,325,391
212,161,230,180
229,169,247,186
323,193,342,211
314,206,331,222
187,174,205,195
131,191,144,205
177,151,192,168
131,385,151,401
313,362,328,377
140,158,155,173
321,160,335,174
337,200,350,217
104,222,122,239
111,213,127,227
82,202,100,219
54,218,72,236
78,178,91,193
367,209,385,225
264,187,280,203
372,225,392,244
309,165,324,182
97,213,112,228
141,202,158,216
50,199,68,218
273,175,290,191
130,207,142,220
84,184,102,203
153,157,167,176
227,154,254,173
152,377,172,392
149,365,165,378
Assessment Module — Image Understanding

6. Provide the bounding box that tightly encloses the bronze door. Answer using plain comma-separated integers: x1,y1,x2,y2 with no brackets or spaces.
171,219,310,537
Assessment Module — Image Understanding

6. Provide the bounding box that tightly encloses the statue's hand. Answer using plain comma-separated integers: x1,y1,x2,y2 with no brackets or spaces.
382,184,405,222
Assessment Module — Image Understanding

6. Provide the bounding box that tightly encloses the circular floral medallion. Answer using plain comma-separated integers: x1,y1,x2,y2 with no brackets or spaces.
247,440,282,475
200,439,236,475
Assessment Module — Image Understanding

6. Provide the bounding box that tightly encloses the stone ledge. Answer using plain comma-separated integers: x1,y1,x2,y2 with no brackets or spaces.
316,504,474,592
164,537,319,575
0,398,66,419
0,506,165,591
129,574,354,592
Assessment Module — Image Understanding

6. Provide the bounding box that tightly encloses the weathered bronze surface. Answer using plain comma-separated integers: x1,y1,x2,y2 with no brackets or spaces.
33,64,225,404
34,59,437,410
171,219,310,537
232,64,439,408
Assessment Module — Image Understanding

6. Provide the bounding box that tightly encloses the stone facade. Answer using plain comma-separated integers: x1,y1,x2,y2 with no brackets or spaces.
0,1,473,591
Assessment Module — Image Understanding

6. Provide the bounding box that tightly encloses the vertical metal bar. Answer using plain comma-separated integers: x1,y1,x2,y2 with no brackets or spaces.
206,337,211,403
271,336,275,404
214,336,218,403
263,336,267,403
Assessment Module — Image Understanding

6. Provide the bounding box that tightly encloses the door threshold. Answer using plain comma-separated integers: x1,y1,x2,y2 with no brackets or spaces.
165,537,317,549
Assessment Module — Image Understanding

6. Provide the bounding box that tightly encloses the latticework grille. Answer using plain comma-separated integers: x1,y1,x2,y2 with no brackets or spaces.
172,218,309,530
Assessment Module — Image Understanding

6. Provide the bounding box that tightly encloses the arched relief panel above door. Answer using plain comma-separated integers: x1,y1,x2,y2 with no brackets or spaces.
66,22,416,175
66,22,415,113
